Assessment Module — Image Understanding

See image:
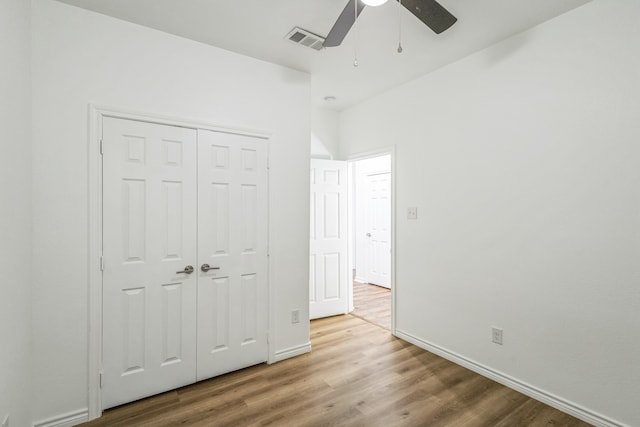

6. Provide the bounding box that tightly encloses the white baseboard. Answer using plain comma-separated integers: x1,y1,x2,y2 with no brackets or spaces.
33,409,89,427
395,330,627,427
271,341,311,363
35,333,624,427
34,344,311,427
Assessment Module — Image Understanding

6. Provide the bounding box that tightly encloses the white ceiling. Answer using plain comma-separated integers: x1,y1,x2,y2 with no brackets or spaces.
55,0,590,111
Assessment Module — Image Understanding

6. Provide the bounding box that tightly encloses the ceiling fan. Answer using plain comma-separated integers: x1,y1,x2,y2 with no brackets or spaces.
323,0,457,48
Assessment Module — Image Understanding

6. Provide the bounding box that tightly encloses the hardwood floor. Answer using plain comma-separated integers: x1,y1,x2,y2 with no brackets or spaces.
351,281,391,330
82,315,591,427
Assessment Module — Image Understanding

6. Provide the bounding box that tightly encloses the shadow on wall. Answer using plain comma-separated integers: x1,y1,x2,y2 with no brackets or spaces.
311,107,339,160
481,31,532,66
311,132,334,159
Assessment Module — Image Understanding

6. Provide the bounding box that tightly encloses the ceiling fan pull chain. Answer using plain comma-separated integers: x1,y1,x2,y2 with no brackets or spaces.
354,0,359,66
397,0,403,53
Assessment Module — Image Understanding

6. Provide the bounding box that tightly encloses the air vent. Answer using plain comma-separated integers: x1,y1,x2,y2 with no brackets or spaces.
285,27,325,51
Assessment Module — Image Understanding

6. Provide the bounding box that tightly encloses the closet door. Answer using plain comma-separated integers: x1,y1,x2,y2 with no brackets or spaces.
102,117,198,409
196,130,269,380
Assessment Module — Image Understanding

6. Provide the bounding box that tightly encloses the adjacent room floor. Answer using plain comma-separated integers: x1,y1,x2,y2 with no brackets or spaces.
351,281,391,330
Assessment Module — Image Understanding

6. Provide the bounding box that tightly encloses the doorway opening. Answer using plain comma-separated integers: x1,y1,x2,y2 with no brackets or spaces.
348,152,393,331
308,150,394,331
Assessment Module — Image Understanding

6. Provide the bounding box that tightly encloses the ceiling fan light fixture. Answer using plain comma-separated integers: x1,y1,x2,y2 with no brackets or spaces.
362,0,388,6
324,0,457,48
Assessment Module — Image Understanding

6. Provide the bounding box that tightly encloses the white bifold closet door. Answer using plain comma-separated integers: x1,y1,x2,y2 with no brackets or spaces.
196,129,268,381
102,117,268,409
102,118,198,409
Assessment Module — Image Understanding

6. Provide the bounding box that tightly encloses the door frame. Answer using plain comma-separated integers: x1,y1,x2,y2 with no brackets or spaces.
347,147,396,334
87,104,273,420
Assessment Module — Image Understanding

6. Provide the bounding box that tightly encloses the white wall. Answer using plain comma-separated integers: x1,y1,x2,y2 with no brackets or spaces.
311,106,339,159
0,0,32,426
339,1,640,426
31,0,311,423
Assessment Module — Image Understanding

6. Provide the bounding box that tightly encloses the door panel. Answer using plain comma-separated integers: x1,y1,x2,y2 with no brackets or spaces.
309,159,348,319
366,172,391,288
196,130,268,381
102,117,198,409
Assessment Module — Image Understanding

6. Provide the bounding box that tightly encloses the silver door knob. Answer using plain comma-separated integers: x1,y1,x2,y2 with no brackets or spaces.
201,264,220,272
366,233,371,237
176,265,194,274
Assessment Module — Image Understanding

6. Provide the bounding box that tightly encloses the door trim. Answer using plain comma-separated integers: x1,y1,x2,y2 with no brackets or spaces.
87,104,273,420
347,147,396,335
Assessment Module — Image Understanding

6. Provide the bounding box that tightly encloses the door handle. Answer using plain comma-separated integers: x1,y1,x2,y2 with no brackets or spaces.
201,264,220,272
176,265,194,274
366,233,371,237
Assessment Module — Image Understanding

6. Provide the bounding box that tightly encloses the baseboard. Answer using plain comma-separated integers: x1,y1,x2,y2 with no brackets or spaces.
33,409,89,427
395,330,627,427
271,341,311,363
33,344,310,426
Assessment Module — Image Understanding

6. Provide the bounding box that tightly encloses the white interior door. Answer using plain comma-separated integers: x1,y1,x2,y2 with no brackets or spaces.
309,159,348,319
102,118,269,408
102,117,198,409
196,130,269,380
365,172,391,288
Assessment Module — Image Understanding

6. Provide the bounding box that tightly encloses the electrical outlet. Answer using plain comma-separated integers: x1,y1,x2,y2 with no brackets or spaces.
291,309,300,324
492,327,503,345
407,207,418,220
2,414,9,427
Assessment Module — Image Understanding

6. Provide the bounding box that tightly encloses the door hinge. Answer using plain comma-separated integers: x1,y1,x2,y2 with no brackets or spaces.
100,255,104,271
99,139,103,155
99,372,103,388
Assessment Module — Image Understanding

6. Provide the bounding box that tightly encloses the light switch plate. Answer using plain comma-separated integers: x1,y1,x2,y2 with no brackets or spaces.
407,207,418,220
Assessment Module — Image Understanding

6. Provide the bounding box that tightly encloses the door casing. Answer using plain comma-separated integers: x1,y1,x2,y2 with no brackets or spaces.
88,105,274,420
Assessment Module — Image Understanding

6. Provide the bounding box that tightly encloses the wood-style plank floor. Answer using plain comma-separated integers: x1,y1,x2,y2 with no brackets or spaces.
351,281,391,330
82,315,591,427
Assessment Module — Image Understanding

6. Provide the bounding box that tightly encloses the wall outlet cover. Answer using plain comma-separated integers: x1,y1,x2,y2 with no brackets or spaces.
492,327,503,345
407,207,418,220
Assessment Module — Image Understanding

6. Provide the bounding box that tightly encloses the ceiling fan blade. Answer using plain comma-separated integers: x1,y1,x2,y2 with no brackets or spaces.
402,0,457,34
323,0,366,47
